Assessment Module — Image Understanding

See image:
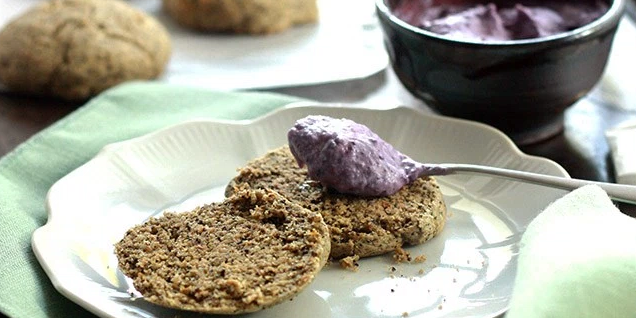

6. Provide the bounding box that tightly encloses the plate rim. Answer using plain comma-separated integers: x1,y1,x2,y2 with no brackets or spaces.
86,101,570,179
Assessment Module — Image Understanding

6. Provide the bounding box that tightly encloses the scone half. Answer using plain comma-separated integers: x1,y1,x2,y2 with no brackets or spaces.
226,146,447,260
115,188,330,314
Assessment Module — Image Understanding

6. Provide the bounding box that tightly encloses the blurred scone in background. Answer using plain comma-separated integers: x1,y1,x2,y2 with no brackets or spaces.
162,0,319,34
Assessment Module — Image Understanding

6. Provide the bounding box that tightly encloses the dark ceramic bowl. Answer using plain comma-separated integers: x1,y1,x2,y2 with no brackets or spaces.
376,0,625,145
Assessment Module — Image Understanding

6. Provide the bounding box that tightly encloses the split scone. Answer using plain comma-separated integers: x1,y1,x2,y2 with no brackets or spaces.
162,0,319,34
226,146,447,260
115,188,330,314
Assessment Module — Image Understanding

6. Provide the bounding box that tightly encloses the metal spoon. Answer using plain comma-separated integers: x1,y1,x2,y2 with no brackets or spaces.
421,163,636,204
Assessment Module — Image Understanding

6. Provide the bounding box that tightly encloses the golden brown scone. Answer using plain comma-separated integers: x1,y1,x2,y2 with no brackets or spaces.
162,0,318,34
226,146,447,260
115,188,330,314
0,0,171,101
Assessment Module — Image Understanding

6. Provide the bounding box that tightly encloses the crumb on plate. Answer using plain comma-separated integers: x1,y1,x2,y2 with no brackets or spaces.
393,247,412,263
339,255,360,271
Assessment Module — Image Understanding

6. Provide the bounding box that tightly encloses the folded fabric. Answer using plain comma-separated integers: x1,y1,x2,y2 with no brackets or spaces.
507,185,636,318
606,120,636,185
0,81,302,318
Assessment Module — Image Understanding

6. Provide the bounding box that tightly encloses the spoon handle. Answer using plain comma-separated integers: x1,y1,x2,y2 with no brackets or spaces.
437,163,636,204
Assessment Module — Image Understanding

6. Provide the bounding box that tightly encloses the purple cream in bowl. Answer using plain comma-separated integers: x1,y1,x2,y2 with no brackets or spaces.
392,0,609,42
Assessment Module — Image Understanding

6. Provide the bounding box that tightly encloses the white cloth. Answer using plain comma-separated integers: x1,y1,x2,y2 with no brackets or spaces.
606,120,636,185
507,185,636,318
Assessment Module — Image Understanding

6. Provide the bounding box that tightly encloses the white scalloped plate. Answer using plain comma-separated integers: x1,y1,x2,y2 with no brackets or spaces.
33,103,569,318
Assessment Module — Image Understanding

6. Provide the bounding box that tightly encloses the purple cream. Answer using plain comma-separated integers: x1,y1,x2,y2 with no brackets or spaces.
287,115,434,197
392,0,609,41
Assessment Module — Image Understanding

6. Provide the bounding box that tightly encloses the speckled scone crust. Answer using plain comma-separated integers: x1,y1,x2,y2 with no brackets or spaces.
226,146,447,260
115,188,330,314
162,0,318,34
0,0,171,101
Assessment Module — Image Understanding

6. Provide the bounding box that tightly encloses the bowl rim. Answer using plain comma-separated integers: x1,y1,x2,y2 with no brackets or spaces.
375,0,626,46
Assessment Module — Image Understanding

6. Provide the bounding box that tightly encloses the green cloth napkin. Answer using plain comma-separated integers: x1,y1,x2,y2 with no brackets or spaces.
0,82,302,318
507,185,636,318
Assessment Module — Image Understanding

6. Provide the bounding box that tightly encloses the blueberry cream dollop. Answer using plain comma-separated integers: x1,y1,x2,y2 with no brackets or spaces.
288,115,440,197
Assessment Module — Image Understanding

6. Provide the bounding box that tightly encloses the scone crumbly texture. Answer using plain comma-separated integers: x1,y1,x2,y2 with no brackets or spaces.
393,247,412,263
339,255,360,272
226,146,447,260
0,0,171,101
115,188,330,314
162,0,318,34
